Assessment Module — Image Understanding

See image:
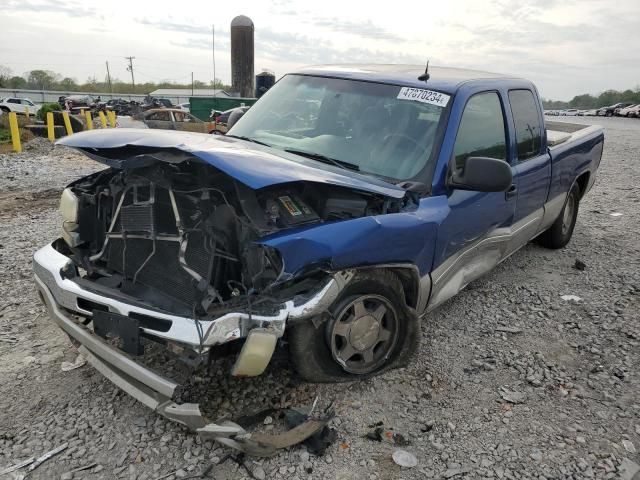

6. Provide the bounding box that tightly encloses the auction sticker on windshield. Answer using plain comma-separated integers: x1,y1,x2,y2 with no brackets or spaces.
397,87,450,107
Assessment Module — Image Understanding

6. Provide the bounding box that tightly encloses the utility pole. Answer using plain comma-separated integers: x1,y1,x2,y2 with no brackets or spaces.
191,71,194,96
212,24,216,97
105,61,112,94
125,56,135,92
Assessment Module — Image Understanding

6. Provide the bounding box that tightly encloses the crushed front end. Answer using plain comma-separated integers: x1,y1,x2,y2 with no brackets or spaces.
32,137,408,448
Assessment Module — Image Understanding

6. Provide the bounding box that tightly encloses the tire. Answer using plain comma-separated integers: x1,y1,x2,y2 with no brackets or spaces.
605,111,613,117
0,107,9,113
536,184,580,249
288,270,420,383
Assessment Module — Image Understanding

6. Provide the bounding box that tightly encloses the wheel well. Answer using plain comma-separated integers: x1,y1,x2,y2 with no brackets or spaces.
576,172,590,198
387,267,419,310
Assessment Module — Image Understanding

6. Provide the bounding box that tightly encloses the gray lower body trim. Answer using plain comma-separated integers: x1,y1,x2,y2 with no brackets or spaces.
427,204,559,311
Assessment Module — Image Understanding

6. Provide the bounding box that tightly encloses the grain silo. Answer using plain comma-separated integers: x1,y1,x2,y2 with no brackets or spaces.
231,15,254,98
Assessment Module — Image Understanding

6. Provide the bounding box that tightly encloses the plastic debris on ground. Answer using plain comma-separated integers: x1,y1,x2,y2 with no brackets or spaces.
561,294,582,302
392,449,418,468
61,353,86,372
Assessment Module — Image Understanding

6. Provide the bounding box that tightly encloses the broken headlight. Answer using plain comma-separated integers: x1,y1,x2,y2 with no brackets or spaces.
59,188,81,247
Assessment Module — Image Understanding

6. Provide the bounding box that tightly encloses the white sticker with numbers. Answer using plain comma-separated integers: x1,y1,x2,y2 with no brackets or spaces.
397,87,450,107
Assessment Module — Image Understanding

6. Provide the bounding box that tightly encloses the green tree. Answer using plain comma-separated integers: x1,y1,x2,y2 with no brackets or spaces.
58,77,78,90
0,65,11,87
8,76,27,89
26,70,59,89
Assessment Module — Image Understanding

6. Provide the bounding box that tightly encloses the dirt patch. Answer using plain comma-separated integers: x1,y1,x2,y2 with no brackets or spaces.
0,188,60,220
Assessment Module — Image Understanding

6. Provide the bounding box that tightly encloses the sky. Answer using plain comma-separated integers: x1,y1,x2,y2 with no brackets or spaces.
1,0,639,100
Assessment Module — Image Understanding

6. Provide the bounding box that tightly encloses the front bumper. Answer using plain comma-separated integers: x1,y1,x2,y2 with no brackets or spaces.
33,242,346,349
32,241,347,453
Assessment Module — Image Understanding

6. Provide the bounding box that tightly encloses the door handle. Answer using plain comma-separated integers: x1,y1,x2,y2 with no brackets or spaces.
505,184,517,199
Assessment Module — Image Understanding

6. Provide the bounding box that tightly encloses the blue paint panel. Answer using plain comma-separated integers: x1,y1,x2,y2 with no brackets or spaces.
58,129,405,199
259,196,450,277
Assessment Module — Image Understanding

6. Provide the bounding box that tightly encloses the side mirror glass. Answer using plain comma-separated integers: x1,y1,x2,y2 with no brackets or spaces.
450,156,512,192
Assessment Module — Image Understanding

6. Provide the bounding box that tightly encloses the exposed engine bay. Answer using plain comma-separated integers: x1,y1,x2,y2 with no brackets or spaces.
61,155,406,320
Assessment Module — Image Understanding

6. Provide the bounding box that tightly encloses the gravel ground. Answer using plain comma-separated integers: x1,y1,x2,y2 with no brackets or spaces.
0,118,638,480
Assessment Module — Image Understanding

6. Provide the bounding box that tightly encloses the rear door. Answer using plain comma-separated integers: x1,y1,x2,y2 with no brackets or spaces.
507,89,551,248
6,98,21,112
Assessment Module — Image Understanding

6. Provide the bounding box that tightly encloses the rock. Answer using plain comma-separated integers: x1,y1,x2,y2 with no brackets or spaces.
619,458,640,480
60,472,74,480
530,450,543,462
263,415,273,425
622,440,636,453
443,467,470,478
392,450,418,468
253,466,266,480
500,389,527,404
573,259,586,271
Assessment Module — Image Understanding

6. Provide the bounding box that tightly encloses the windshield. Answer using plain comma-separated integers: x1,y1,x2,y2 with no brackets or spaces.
229,74,448,180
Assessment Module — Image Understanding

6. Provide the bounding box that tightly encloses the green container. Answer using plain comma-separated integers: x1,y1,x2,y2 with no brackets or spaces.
189,97,258,121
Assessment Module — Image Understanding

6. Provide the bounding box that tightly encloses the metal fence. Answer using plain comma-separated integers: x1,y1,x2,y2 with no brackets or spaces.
0,88,191,105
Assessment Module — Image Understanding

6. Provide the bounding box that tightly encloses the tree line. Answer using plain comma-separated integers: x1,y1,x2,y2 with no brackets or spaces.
542,87,640,109
0,66,230,95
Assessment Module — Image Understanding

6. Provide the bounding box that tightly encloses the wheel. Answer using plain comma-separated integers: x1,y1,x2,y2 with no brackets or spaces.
0,107,9,114
288,270,420,382
536,184,580,249
605,111,613,117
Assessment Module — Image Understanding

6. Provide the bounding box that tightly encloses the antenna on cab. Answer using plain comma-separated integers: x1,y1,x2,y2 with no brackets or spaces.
418,61,430,82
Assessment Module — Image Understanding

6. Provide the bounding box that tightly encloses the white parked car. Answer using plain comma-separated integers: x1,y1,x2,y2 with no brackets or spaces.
564,109,579,116
178,102,190,112
626,104,640,118
617,104,639,117
0,97,41,115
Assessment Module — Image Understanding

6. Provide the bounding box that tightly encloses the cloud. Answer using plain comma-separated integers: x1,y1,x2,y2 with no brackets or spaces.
135,17,226,36
4,0,98,18
309,17,403,41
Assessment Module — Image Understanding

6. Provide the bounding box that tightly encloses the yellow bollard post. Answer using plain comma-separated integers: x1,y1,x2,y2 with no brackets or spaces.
25,106,30,120
85,110,93,130
62,111,73,135
98,111,107,129
47,112,55,141
8,112,22,153
107,110,116,128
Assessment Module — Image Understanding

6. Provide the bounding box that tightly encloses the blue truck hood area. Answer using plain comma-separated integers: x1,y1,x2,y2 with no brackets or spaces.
58,129,406,199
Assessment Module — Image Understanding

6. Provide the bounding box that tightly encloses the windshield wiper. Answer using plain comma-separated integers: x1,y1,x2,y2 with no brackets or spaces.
225,134,272,147
284,148,360,172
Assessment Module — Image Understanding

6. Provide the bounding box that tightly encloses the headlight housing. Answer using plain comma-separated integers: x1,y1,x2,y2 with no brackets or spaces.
59,188,81,247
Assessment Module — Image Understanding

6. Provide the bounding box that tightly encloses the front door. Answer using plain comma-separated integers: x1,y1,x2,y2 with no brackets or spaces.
429,90,517,308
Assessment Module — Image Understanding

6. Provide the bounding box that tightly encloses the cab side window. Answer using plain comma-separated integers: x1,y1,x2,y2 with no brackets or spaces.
508,89,542,161
454,92,507,170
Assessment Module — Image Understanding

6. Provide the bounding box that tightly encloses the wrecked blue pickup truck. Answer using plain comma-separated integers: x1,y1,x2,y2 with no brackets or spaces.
34,65,603,440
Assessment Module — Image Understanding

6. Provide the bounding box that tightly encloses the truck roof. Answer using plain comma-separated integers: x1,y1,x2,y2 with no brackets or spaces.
292,64,523,95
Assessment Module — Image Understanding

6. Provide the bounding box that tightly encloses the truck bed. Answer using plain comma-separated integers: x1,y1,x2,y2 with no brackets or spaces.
546,120,602,149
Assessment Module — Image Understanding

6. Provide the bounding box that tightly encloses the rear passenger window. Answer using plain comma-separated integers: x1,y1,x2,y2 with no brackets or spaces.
454,92,507,169
508,89,542,161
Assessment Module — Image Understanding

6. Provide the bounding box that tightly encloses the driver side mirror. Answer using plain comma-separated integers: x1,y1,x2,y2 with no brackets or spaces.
449,156,512,192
